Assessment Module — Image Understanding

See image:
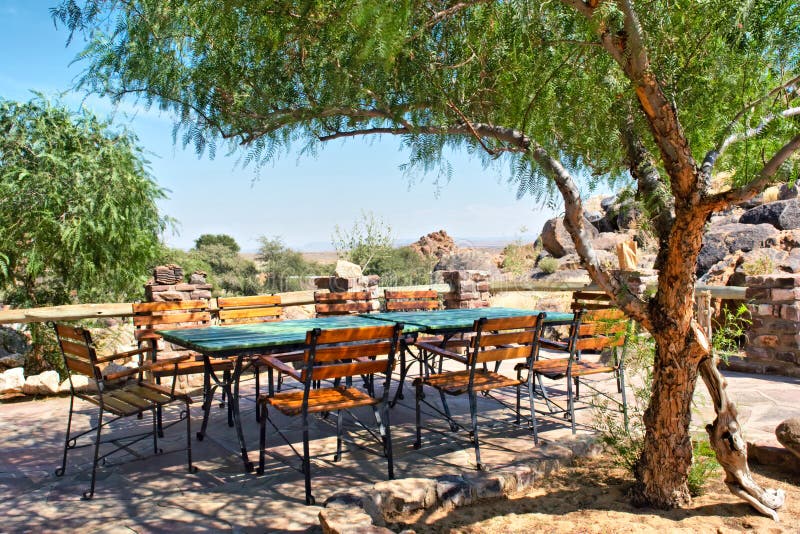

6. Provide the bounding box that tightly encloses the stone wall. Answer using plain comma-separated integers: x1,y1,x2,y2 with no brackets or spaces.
737,274,800,377
441,270,491,309
145,264,212,302
313,274,381,311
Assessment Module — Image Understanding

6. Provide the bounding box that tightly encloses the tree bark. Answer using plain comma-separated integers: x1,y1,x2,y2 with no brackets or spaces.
631,333,698,508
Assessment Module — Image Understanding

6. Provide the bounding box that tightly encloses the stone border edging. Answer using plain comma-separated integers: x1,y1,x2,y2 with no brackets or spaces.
319,436,602,533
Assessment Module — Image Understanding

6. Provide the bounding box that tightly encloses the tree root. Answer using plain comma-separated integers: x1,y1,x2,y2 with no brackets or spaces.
699,357,785,521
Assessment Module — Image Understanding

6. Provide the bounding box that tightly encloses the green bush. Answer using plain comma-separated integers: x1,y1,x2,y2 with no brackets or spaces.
538,256,559,274
367,247,437,286
257,237,330,292
501,242,537,275
688,438,720,496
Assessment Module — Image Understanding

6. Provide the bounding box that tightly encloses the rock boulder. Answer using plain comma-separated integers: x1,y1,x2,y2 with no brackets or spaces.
334,260,363,278
0,367,25,396
540,217,599,258
776,418,800,460
697,223,780,276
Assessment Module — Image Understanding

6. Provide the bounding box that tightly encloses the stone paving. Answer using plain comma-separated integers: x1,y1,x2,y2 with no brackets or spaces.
0,364,798,533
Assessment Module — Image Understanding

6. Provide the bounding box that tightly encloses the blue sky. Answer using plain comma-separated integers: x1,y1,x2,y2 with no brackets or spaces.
0,1,562,252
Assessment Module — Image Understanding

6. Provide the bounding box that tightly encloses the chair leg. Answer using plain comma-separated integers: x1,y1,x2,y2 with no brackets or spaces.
618,368,629,433
374,403,394,480
515,369,522,425
528,373,539,445
391,345,408,407
83,408,104,500
567,373,576,434
55,395,75,477
254,366,261,421
226,369,235,428
468,391,483,470
185,399,196,473
152,407,161,454
302,412,314,505
334,410,344,462
257,401,267,475
413,381,423,449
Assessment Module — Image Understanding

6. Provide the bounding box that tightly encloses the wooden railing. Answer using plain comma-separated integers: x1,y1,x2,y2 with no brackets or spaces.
0,282,745,326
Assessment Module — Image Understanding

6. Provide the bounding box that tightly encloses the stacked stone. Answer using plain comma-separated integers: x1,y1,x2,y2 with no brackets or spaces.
743,274,800,376
313,275,381,311
145,266,212,302
442,270,491,309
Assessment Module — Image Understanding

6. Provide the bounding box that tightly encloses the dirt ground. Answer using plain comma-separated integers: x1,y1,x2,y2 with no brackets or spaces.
406,456,800,533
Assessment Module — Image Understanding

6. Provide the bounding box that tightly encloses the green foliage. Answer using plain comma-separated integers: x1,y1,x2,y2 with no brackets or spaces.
595,335,654,472
194,234,240,254
688,438,721,497
0,96,167,371
741,255,776,275
368,246,436,286
538,257,559,274
712,303,752,363
257,237,330,292
192,242,259,296
332,211,394,273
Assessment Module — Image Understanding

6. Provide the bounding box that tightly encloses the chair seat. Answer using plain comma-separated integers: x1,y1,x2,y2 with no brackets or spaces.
153,357,233,377
533,358,616,378
263,385,379,416
420,369,520,396
80,382,189,416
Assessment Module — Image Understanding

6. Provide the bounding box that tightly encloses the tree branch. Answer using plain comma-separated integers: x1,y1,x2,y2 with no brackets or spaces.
702,74,800,175
529,142,652,328
426,0,494,27
701,106,800,177
702,133,800,210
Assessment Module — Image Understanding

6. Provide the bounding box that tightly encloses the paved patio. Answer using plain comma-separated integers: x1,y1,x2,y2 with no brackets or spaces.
0,365,798,533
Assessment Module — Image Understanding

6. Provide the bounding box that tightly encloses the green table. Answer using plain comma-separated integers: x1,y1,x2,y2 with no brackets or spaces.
160,315,412,472
364,307,573,332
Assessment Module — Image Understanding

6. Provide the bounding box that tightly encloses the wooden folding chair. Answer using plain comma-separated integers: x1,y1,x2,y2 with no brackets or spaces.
256,323,402,505
413,314,546,470
132,300,233,438
53,323,195,499
383,290,447,406
532,291,630,433
314,290,374,316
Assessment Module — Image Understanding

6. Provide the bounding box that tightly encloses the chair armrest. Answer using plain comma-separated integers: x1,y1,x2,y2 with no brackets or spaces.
259,355,302,381
95,346,150,364
415,341,468,365
103,354,191,381
539,337,568,351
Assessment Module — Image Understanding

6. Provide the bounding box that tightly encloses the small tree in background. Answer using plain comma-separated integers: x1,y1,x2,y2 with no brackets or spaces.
256,236,329,291
332,211,393,273
194,233,240,254
0,95,167,371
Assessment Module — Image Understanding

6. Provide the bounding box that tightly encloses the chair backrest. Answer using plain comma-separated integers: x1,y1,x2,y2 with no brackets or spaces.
570,291,615,311
301,324,402,387
314,291,374,316
132,300,212,342
568,290,630,354
217,295,283,325
53,323,101,380
467,314,545,366
383,290,440,312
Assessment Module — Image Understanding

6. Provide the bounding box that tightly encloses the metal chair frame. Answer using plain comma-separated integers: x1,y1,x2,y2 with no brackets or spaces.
52,323,195,499
256,323,402,505
412,314,546,470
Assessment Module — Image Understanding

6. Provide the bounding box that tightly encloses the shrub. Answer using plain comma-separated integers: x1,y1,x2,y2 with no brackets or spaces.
538,256,559,274
257,237,330,292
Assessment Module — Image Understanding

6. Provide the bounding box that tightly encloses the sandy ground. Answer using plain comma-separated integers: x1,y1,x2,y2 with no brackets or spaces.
406,456,800,533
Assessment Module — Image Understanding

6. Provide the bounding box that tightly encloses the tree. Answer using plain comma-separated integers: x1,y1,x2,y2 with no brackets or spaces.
0,95,167,369
194,233,240,254
56,1,799,518
256,236,328,291
331,211,394,273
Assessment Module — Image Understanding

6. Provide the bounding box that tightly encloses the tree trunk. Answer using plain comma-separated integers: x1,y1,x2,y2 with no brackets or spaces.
631,335,697,508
